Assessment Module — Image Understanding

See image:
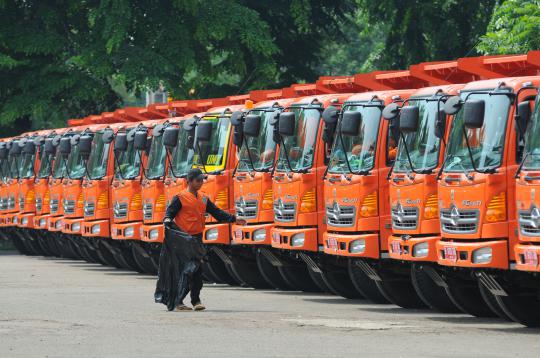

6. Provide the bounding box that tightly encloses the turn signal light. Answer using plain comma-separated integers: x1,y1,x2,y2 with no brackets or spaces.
25,190,35,204
97,192,108,209
360,191,378,217
44,190,50,206
131,193,142,210
424,194,439,219
300,188,316,213
76,192,83,208
262,189,273,210
215,189,229,210
486,192,506,222
155,194,166,212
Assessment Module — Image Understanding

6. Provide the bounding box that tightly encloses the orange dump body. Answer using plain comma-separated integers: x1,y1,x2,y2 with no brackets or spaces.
270,94,353,252
321,90,414,258
436,77,540,270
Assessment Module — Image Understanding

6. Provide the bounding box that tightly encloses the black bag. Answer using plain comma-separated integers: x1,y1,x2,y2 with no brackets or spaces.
154,224,207,311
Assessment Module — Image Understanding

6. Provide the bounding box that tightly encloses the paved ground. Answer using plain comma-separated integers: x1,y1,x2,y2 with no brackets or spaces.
1,251,539,358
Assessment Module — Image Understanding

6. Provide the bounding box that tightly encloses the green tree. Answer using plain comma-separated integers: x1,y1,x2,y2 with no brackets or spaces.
478,0,540,54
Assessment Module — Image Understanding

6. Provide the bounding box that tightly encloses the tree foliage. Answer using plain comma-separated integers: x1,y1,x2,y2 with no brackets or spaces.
478,0,540,54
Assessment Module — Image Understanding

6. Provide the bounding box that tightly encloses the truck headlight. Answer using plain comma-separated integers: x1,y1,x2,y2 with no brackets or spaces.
412,242,429,258
472,247,492,264
72,222,81,233
91,224,100,234
206,228,219,241
55,220,62,229
291,233,305,247
22,217,28,226
39,218,46,228
252,229,266,242
149,229,159,240
13,216,18,224
349,239,365,253
124,226,134,238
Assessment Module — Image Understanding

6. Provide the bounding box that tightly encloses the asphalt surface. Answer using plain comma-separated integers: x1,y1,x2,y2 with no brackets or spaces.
1,251,539,358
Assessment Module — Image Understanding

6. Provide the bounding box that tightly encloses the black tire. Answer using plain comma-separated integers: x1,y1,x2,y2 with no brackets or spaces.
32,231,55,257
477,282,513,321
278,264,322,292
255,249,293,290
80,238,106,264
228,254,272,289
376,279,427,309
43,233,63,257
206,249,243,286
14,230,40,255
347,259,390,304
410,263,461,313
131,242,158,275
3,230,32,255
95,239,124,268
201,263,222,283
493,286,540,327
444,277,497,317
118,242,145,273
77,243,98,263
321,265,364,299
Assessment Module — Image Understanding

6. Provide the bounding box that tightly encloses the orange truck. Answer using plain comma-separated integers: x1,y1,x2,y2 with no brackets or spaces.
435,66,540,321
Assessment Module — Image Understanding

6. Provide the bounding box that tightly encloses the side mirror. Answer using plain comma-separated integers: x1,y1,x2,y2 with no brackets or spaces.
443,96,462,115
79,134,94,158
230,111,244,126
52,135,61,147
59,137,72,156
515,101,531,136
133,131,148,150
10,141,21,156
278,112,295,136
244,114,261,137
33,135,44,147
233,122,243,147
463,99,485,129
435,110,447,139
44,138,55,154
114,132,128,152
163,126,179,148
398,105,419,133
382,103,400,120
102,129,114,144
322,105,339,124
196,121,213,142
152,124,165,137
22,141,35,154
340,111,362,136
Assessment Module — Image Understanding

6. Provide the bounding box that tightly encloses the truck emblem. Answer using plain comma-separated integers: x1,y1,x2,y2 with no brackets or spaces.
329,200,340,221
237,196,246,215
449,205,460,226
530,205,540,229
395,203,405,223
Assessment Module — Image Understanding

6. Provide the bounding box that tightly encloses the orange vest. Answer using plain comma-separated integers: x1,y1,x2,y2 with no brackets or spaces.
173,189,208,235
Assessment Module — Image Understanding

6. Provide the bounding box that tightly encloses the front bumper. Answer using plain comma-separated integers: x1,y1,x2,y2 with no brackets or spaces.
62,217,84,235
111,221,142,240
33,214,50,230
2,212,19,227
47,215,64,232
231,223,273,245
141,223,164,243
387,234,440,262
82,219,110,238
323,231,379,258
514,244,540,272
202,223,231,245
436,239,508,269
16,213,35,229
271,226,318,252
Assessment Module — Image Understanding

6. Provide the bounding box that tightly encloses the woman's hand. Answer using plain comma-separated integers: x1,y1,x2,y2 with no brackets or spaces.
236,218,247,226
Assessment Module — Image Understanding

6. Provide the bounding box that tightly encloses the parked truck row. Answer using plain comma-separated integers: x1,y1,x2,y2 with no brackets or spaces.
3,51,540,327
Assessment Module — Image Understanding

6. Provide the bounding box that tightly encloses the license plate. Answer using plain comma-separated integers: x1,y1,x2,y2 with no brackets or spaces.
444,246,458,262
234,229,243,240
327,237,338,251
391,241,401,254
524,250,538,266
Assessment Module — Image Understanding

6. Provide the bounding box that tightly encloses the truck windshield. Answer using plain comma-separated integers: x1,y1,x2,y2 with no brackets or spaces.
115,138,142,179
86,132,110,179
0,159,9,181
146,134,166,179
37,149,53,179
276,107,320,172
9,154,20,178
523,96,540,170
237,109,277,172
19,151,36,179
328,104,381,174
444,92,511,172
194,116,230,173
168,127,194,177
394,99,441,172
67,141,85,179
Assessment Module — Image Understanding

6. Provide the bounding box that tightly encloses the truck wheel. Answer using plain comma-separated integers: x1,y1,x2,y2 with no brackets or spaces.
376,279,427,309
117,243,145,273
201,263,222,283
411,263,460,313
44,233,62,257
33,231,55,257
5,230,32,255
80,238,106,264
131,242,158,275
228,255,272,289
15,230,40,255
67,239,87,261
321,266,364,299
477,283,513,321
490,285,540,327
206,249,242,286
306,268,335,294
278,264,322,292
255,249,292,290
96,239,124,268
444,277,496,317
347,259,390,303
